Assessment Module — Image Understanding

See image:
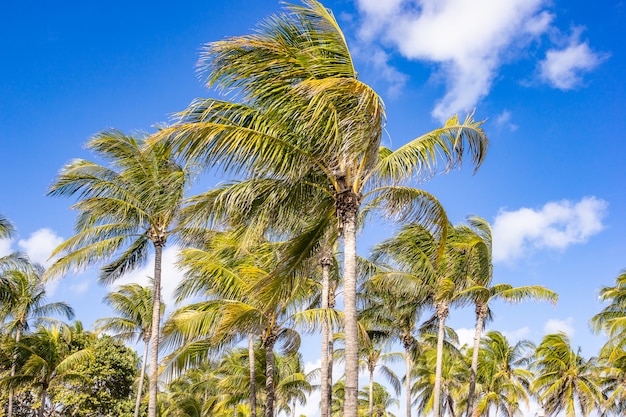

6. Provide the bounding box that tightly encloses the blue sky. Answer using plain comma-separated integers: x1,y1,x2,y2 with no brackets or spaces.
1,1,625,415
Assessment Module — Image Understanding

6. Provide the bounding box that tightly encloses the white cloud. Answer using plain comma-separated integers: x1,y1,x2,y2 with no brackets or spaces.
18,228,64,267
354,1,605,121
455,327,475,348
539,29,607,90
113,246,185,311
68,280,90,295
544,317,575,337
355,0,555,120
0,238,13,257
502,326,530,344
495,110,518,132
492,196,607,263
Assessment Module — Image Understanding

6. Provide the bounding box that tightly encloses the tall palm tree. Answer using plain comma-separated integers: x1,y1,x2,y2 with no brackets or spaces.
163,2,489,415
411,333,467,417
94,283,160,417
532,332,602,417
0,259,74,417
360,256,430,417
471,331,534,417
46,130,190,417
3,324,93,417
165,235,324,417
370,223,473,417
590,270,626,360
452,216,557,417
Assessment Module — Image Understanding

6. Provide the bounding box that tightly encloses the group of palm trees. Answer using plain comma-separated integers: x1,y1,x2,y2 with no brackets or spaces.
1,1,624,416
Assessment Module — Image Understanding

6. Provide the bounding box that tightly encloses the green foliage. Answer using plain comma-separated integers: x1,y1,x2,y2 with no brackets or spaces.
50,335,139,416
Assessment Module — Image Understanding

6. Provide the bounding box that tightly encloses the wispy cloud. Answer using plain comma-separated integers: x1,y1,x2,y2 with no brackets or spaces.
17,228,64,267
544,317,575,337
495,110,518,132
353,0,605,120
492,196,608,263
0,238,12,257
538,29,608,90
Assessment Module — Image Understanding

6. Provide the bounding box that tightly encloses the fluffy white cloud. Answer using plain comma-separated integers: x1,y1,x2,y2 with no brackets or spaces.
0,238,12,257
502,326,530,344
455,327,475,348
113,246,185,311
355,0,554,120
492,196,607,263
18,228,64,267
544,317,575,337
539,30,607,89
353,0,604,121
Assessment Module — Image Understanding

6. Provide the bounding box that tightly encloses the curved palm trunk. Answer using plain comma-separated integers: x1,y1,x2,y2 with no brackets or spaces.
433,302,449,417
402,337,413,417
466,303,488,417
134,337,150,417
147,243,163,417
7,323,23,417
340,194,359,417
368,366,375,417
264,335,277,417
320,254,332,417
249,333,257,417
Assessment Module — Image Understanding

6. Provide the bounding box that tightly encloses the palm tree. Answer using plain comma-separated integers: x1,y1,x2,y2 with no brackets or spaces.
46,130,190,417
0,259,74,417
597,348,626,416
358,382,400,417
165,235,325,417
471,331,534,417
590,270,626,360
360,257,430,417
452,216,557,417
370,223,475,417
163,2,489,415
94,283,160,417
412,333,467,417
532,332,602,417
3,324,93,417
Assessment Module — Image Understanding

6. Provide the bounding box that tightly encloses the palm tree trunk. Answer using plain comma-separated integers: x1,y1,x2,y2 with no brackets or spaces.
8,323,23,417
403,340,412,417
38,384,47,417
264,335,277,417
433,302,449,417
368,367,375,417
328,281,336,412
249,333,257,417
147,242,164,417
320,254,332,417
340,195,359,417
134,337,150,417
466,303,487,417
292,398,297,417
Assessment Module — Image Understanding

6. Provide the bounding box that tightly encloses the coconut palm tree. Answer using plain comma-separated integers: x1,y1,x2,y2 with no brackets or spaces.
370,223,474,417
165,234,326,417
46,130,191,417
358,382,400,417
591,270,626,360
471,331,534,417
94,283,161,417
162,2,489,415
3,324,93,417
532,332,602,417
452,216,557,417
0,259,74,417
360,256,431,417
412,333,467,417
